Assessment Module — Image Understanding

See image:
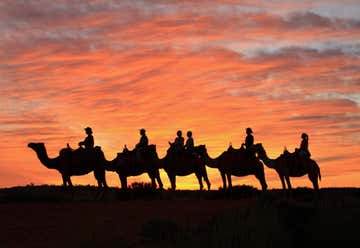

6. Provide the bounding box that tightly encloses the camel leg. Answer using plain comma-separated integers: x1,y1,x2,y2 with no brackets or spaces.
119,174,127,189
100,170,108,189
102,177,109,189
309,173,319,190
226,173,232,189
169,175,176,191
279,175,286,190
255,170,267,191
146,171,157,189
95,178,105,200
203,170,211,191
97,179,103,189
196,172,204,191
285,176,292,190
156,175,163,189
150,176,156,189
61,174,67,188
93,170,103,189
67,177,73,188
259,177,267,191
220,171,227,190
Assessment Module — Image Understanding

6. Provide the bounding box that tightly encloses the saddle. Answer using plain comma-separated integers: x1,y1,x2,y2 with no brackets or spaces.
282,150,310,173
60,145,100,157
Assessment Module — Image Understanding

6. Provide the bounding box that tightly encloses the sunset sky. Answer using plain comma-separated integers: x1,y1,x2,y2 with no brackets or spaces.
1,0,359,189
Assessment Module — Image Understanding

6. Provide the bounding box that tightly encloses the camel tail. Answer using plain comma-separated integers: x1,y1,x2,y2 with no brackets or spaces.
318,166,321,181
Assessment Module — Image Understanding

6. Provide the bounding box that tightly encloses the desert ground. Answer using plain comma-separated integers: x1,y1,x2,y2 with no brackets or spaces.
0,185,359,248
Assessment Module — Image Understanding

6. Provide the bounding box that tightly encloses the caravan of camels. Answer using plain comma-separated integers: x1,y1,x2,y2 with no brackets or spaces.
28,127,321,191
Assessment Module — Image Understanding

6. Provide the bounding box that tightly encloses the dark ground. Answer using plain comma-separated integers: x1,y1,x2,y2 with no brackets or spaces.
0,185,359,248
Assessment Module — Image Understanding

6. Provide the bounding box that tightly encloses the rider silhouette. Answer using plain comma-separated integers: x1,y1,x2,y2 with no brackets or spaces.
136,128,148,163
136,128,148,149
185,130,195,155
244,127,254,149
174,130,184,147
242,127,256,160
297,133,311,158
168,130,184,160
79,127,94,149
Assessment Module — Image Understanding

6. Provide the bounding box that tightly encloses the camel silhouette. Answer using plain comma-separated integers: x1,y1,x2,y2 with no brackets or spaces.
28,142,108,188
256,143,321,190
158,144,211,190
105,145,163,189
196,144,267,191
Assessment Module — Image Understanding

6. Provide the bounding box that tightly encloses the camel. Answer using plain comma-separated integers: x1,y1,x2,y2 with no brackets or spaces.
256,143,321,190
28,142,108,188
196,145,267,191
105,145,163,189
158,144,211,190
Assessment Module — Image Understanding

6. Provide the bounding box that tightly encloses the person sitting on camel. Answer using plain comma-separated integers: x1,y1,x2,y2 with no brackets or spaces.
242,127,256,159
244,127,254,149
184,130,195,156
296,133,311,158
168,130,184,159
135,128,148,163
78,127,94,149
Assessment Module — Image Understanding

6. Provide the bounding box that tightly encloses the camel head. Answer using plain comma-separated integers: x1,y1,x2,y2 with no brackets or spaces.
194,145,207,157
28,142,46,153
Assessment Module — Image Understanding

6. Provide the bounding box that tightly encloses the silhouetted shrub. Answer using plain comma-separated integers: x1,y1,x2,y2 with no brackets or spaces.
130,182,153,190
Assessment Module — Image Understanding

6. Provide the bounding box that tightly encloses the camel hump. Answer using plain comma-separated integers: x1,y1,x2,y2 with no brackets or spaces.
59,147,72,156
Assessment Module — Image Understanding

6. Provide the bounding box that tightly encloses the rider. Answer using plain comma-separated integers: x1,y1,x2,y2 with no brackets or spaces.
184,130,195,155
172,130,184,147
169,130,184,159
297,133,311,158
243,127,255,159
244,127,254,150
135,128,148,162
79,127,94,149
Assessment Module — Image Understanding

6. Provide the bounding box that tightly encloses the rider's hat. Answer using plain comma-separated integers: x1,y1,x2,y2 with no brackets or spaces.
301,133,308,139
246,127,253,134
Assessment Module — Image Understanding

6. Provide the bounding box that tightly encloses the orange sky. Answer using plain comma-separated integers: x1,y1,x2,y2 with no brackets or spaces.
0,0,359,189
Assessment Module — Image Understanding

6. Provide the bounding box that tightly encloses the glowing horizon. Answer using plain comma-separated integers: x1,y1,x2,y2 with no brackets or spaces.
0,0,359,189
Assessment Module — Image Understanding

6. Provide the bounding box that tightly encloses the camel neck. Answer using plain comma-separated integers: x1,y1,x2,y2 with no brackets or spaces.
36,147,58,169
203,152,218,168
104,157,118,171
258,150,275,168
157,156,166,169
